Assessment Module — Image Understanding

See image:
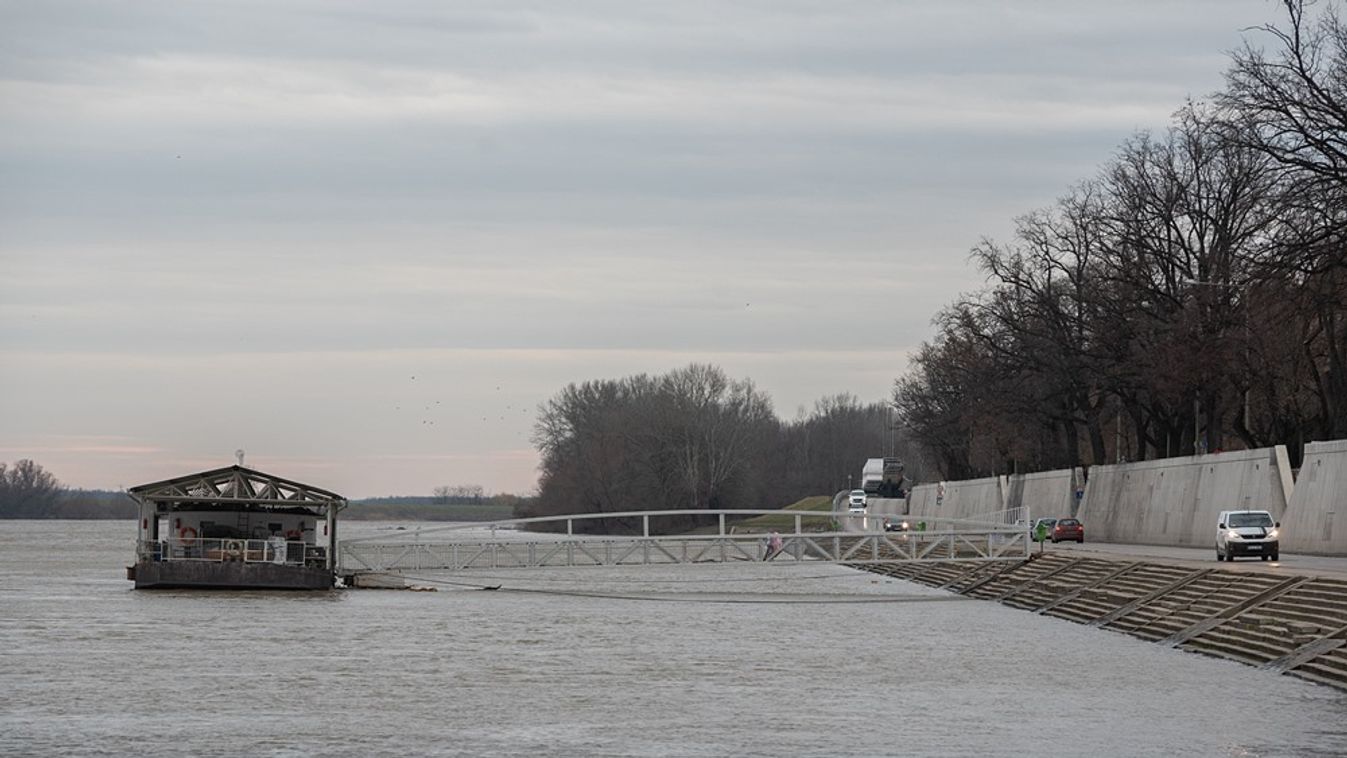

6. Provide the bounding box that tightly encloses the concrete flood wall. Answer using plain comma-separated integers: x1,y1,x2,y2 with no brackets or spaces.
1077,447,1293,548
905,469,1077,523
908,476,1006,522
1280,439,1347,555
902,439,1346,554
1004,468,1082,520
906,483,937,518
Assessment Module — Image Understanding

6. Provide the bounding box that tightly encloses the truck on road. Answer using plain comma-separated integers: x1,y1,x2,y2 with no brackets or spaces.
860,457,906,498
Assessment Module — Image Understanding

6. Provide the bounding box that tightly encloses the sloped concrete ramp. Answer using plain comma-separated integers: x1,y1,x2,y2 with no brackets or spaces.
1280,440,1347,555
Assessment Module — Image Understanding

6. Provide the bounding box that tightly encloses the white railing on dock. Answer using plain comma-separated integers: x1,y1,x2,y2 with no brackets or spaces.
137,538,320,566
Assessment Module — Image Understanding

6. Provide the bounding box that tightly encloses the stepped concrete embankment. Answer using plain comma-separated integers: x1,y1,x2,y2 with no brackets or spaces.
853,545,1347,691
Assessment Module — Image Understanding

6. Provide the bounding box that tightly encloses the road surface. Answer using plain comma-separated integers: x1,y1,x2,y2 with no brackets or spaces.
1047,540,1347,579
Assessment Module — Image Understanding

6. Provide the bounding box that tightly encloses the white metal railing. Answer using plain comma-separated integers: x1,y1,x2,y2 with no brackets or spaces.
340,508,1031,544
341,530,1031,573
136,538,318,566
338,509,1031,574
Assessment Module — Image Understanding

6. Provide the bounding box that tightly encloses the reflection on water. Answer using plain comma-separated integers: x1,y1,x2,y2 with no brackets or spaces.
2,520,1345,757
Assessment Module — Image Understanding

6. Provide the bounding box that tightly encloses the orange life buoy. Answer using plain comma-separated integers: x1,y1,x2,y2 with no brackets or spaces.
178,526,198,546
284,529,302,541
224,539,243,560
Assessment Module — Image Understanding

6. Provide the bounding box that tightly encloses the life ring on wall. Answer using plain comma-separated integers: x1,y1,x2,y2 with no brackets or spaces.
284,529,302,541
178,526,198,546
224,539,244,560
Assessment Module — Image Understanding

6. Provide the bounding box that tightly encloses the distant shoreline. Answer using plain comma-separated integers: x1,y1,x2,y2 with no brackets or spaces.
2,501,520,522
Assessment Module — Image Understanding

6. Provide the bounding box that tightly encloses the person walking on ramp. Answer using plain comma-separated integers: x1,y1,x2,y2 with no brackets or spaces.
766,531,784,561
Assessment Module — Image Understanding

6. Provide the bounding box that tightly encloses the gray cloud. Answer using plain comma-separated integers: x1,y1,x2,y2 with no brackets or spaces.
0,0,1279,493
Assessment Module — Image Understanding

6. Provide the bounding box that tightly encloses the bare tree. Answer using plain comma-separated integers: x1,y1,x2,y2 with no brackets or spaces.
432,485,486,504
0,460,63,518
1219,0,1347,438
529,364,900,528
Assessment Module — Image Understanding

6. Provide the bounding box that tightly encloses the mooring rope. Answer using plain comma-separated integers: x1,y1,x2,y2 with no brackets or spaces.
382,572,972,604
390,570,870,586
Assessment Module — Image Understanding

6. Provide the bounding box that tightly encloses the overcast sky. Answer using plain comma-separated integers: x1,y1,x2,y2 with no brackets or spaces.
0,0,1281,497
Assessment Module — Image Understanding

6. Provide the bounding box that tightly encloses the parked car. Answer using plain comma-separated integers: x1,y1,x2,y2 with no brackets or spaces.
1030,518,1057,541
1051,518,1084,543
1216,510,1280,561
847,489,867,514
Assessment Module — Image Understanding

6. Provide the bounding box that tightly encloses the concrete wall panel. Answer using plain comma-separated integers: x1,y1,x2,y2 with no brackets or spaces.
906,483,939,520
945,476,1007,520
1006,468,1081,520
1078,447,1291,547
1280,439,1347,555
906,477,1005,522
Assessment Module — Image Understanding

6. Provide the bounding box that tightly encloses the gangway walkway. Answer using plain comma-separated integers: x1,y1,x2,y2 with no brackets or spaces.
338,509,1031,577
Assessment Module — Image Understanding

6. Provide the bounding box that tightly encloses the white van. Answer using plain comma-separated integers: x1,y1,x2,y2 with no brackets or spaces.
848,490,867,514
1216,510,1280,562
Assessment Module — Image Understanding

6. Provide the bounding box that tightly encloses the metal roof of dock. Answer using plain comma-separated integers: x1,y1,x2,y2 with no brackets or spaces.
128,465,345,508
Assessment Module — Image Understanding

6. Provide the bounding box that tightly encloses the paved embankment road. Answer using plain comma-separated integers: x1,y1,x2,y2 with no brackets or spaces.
1047,540,1347,579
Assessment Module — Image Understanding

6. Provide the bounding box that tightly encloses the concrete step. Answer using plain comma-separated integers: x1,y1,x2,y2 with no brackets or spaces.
918,568,966,586
1277,586,1347,606
1239,613,1332,645
1287,648,1347,689
939,563,998,591
1046,599,1116,623
1296,648,1347,676
1127,624,1185,642
1121,613,1203,638
964,558,1071,599
1184,626,1293,665
1109,570,1188,593
1255,601,1347,630
1124,608,1213,639
851,555,1347,693
1276,589,1347,613
1183,638,1273,667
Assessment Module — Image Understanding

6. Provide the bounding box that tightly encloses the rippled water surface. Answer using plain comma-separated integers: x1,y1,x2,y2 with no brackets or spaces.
2,520,1345,757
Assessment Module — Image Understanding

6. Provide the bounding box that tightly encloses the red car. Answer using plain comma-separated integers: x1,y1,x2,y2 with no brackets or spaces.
1052,518,1084,543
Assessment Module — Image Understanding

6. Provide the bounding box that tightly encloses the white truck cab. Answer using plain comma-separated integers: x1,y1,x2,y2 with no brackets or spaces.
1216,510,1280,562
847,489,867,514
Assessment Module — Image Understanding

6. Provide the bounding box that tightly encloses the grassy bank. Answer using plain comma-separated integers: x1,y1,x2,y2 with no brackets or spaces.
678,496,836,534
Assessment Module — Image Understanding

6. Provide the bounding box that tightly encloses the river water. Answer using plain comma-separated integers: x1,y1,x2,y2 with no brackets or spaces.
2,520,1345,757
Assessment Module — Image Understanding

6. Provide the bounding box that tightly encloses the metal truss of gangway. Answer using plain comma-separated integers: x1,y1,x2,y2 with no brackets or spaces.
338,509,1032,576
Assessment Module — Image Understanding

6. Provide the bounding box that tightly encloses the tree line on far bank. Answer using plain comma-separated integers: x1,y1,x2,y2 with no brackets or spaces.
0,459,135,518
0,458,527,521
521,364,924,532
894,0,1347,479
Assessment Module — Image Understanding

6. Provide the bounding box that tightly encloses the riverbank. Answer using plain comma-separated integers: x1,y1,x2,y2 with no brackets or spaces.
855,550,1347,691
